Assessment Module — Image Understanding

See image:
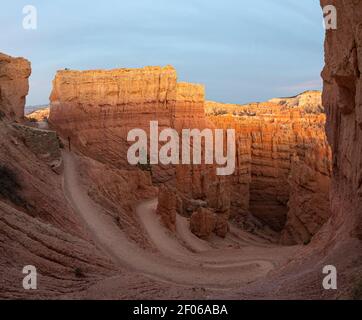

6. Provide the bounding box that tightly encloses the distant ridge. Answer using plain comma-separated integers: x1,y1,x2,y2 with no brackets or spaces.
25,104,48,115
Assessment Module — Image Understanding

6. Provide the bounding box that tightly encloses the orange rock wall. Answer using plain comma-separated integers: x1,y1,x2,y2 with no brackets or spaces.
0,53,31,121
49,66,332,243
49,66,177,173
321,0,362,240
49,67,230,221
208,98,332,243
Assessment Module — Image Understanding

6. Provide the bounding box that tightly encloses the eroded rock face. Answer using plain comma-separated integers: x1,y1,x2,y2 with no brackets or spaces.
0,53,31,121
157,186,177,232
26,106,50,122
0,55,117,298
207,92,332,243
49,66,232,237
12,124,62,164
190,208,217,240
174,82,206,130
281,151,331,245
49,65,332,243
269,90,324,114
49,66,177,176
190,207,229,239
321,0,362,240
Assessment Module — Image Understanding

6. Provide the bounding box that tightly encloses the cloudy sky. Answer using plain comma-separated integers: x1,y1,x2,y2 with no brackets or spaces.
1,0,325,106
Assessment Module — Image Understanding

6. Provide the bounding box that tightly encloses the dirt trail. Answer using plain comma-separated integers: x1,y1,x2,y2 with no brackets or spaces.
63,151,299,289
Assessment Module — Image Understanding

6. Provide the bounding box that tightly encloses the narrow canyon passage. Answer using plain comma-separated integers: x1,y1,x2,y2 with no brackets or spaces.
62,150,300,289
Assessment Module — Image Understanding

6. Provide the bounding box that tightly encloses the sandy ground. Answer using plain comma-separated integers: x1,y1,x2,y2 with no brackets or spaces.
62,151,300,292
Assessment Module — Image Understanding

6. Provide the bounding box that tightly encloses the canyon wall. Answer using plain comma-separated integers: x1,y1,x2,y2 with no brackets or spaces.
321,0,362,240
207,92,332,243
49,66,177,174
49,67,231,235
49,66,332,244
0,53,117,298
0,53,31,121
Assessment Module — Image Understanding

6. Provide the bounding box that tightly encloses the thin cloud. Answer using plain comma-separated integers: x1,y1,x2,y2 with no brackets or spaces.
280,79,322,93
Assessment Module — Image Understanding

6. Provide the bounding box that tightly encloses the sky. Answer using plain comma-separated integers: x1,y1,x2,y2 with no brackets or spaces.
1,0,325,106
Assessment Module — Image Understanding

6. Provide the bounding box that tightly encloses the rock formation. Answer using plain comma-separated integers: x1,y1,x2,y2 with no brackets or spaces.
268,90,324,113
0,53,31,121
48,66,231,238
48,65,332,244
0,54,117,298
190,207,217,240
26,106,50,122
190,207,229,239
237,4,362,297
49,66,177,172
156,185,177,232
207,92,332,244
321,0,362,240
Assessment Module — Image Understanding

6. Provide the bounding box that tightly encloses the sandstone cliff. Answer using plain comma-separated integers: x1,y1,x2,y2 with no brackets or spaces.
49,66,231,238
207,92,332,244
49,67,176,174
26,106,50,122
156,185,177,232
0,53,31,121
0,54,117,298
268,90,323,113
49,65,332,244
321,0,362,240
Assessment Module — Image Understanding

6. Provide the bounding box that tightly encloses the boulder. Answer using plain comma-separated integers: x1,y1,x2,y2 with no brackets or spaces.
190,208,216,240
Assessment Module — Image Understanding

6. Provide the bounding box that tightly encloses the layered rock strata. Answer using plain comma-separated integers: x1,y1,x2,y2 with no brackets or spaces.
321,0,362,240
0,53,31,121
207,92,332,243
49,67,231,237
49,67,332,244
0,54,117,298
156,185,177,232
49,66,177,177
